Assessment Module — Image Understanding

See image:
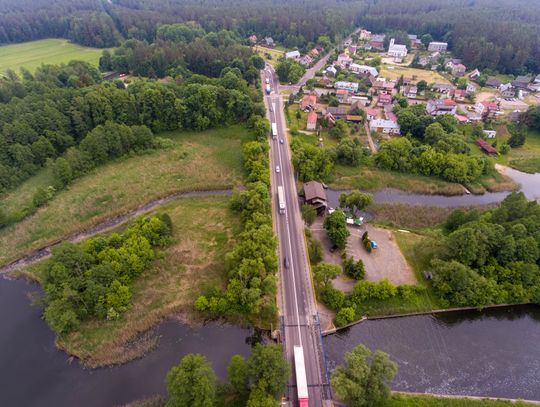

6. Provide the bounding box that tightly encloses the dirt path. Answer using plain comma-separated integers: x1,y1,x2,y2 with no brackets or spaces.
0,189,233,276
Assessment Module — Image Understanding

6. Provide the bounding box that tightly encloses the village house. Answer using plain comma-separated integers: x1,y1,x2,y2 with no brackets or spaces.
387,38,408,62
377,93,393,107
499,83,515,98
455,114,470,124
528,82,540,93
285,50,301,60
337,53,353,68
475,100,499,120
324,112,336,127
369,119,400,135
349,63,378,77
303,181,328,214
359,29,372,40
445,58,462,68
306,111,318,131
385,110,397,122
318,77,332,87
351,96,370,107
449,88,467,102
368,34,386,51
345,115,363,124
428,41,448,52
431,83,454,94
403,85,418,99
371,77,396,94
309,48,319,58
483,130,497,139
348,45,357,55
264,37,274,47
426,99,457,116
299,55,312,66
325,106,348,119
485,78,502,88
248,34,257,44
335,81,359,93
507,111,522,123
512,76,531,90
469,69,481,81
366,107,378,120
408,34,422,49
476,138,497,155
325,66,337,77
451,63,467,77
466,83,477,94
300,94,317,111
336,89,352,104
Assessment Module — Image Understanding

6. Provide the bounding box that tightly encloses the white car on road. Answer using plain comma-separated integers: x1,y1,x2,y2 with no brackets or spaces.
275,165,280,173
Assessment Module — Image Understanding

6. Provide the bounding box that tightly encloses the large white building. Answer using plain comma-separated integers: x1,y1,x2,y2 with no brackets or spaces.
349,63,378,77
387,38,407,61
369,119,401,135
428,41,448,52
285,50,301,60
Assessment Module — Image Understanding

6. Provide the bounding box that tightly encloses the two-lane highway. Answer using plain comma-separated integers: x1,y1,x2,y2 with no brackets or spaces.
263,64,330,406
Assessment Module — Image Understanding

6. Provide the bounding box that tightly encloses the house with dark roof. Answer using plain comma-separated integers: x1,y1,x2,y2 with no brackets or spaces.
485,78,502,88
426,99,457,116
511,76,531,90
432,83,454,94
476,139,497,155
303,181,328,214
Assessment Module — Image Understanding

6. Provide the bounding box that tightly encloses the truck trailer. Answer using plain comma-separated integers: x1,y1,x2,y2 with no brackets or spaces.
294,346,309,407
277,185,286,214
271,122,278,139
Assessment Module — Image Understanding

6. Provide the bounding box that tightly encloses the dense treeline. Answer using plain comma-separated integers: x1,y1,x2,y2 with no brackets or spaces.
166,344,289,406
432,193,540,307
357,0,540,74
99,22,264,79
43,214,172,334
195,134,279,325
0,60,259,196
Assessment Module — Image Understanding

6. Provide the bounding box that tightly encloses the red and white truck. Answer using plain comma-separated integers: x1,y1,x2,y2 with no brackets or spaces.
294,346,309,407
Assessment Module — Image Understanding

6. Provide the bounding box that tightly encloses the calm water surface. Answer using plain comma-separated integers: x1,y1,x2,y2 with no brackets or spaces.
324,306,540,400
0,278,252,407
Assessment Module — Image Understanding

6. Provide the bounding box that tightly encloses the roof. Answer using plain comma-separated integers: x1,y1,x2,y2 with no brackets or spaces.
475,139,497,155
432,83,453,91
486,78,502,87
304,181,327,201
378,94,392,102
301,94,317,105
326,106,348,115
367,108,378,117
481,100,498,110
370,119,400,129
336,89,348,95
307,111,317,124
346,115,363,122
455,114,469,123
453,63,466,70
386,111,397,121
285,50,300,59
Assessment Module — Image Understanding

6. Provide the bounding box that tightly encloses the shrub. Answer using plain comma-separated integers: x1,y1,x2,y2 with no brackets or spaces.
335,307,356,326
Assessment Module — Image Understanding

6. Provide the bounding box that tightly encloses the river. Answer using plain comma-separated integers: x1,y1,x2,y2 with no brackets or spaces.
327,166,540,208
324,305,540,400
0,277,252,407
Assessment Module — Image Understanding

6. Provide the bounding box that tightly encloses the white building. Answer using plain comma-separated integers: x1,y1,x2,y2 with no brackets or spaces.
387,38,407,61
428,41,448,52
369,119,401,135
335,81,359,92
285,50,301,60
349,63,378,77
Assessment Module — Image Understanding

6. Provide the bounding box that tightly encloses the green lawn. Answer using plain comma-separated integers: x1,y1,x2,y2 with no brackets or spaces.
0,126,250,266
0,38,108,75
382,394,535,407
18,196,241,367
253,45,284,67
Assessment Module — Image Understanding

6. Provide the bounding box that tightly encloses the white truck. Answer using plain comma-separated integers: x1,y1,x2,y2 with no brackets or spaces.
271,122,278,139
294,346,309,407
277,185,285,214
265,83,271,94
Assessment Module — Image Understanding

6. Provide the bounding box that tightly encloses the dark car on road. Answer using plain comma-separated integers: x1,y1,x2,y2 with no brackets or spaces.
284,256,290,269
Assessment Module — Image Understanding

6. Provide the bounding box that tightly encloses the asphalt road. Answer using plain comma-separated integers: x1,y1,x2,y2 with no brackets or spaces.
263,65,330,406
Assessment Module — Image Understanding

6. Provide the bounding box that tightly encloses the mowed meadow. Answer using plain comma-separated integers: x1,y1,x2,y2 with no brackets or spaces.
0,126,250,265
0,38,107,74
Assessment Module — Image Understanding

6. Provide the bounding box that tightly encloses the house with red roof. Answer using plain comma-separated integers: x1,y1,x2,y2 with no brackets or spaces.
306,111,318,131
300,94,317,111
336,89,351,104
449,88,467,102
377,93,393,107
426,98,457,116
476,138,497,155
475,100,499,120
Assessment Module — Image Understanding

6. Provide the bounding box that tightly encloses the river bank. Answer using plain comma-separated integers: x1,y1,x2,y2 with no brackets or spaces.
324,304,540,401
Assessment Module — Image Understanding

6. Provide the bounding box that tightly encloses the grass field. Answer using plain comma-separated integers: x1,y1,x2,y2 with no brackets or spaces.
0,126,250,266
382,394,536,407
253,45,284,66
379,65,451,84
329,164,467,195
19,196,241,367
0,38,108,75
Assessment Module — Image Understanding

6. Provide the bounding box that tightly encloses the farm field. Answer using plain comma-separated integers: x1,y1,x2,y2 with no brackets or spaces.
0,126,250,266
0,38,108,75
379,64,451,84
19,195,241,367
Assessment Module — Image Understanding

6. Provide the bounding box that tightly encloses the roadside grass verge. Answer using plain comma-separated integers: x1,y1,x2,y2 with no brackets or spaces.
0,38,108,75
0,126,249,266
16,196,241,367
382,394,536,407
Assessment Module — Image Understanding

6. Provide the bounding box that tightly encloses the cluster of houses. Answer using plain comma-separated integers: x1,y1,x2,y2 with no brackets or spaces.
284,47,324,67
